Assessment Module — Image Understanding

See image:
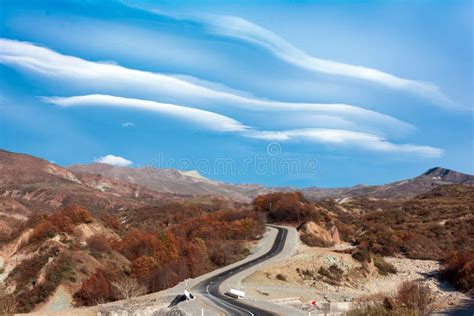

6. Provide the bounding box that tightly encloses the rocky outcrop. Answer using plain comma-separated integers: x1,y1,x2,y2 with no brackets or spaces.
299,221,341,247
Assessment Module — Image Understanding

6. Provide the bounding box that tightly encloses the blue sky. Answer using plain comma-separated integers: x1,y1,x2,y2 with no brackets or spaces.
0,0,473,188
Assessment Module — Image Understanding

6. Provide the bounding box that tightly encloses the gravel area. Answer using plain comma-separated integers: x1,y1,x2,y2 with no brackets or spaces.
242,240,471,312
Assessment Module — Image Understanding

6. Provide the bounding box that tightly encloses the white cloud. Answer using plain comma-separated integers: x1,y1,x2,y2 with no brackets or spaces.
95,154,132,167
122,122,135,127
245,128,443,158
0,38,413,134
43,93,442,157
45,93,441,157
1,38,442,158
198,15,456,108
131,7,456,107
43,94,248,132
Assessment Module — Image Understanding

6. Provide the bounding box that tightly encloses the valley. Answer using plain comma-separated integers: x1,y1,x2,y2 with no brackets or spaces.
0,149,472,315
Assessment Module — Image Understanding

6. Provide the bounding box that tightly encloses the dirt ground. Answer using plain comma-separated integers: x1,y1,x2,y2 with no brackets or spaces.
241,240,470,310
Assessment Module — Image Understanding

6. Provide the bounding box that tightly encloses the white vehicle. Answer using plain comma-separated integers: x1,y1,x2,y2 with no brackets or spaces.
225,288,245,299
184,290,195,300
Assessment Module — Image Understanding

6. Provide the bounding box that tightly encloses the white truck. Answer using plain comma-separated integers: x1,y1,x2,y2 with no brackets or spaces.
225,288,245,299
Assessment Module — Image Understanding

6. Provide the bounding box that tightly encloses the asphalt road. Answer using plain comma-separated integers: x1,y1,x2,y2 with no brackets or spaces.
192,226,288,316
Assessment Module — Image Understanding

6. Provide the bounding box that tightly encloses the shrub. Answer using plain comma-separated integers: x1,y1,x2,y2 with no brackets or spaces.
74,269,113,306
14,255,73,313
334,221,355,242
112,276,147,306
28,221,58,243
26,205,95,246
87,235,112,254
347,302,396,316
373,255,397,276
318,264,343,285
347,281,435,316
440,251,474,292
276,274,287,281
9,253,51,291
100,211,122,230
352,248,371,263
297,268,317,280
396,281,435,316
61,205,93,224
0,284,16,314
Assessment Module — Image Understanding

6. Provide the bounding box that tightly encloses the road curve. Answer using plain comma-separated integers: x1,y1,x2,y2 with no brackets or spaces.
192,226,288,316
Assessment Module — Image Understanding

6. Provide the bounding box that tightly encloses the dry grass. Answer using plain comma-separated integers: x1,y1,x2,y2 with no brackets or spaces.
347,281,437,316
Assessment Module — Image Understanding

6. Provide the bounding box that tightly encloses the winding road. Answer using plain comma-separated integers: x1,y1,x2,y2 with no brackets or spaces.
192,226,288,316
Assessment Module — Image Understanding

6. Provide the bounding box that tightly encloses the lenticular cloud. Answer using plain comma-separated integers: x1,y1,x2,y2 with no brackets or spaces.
0,38,444,157
0,38,413,135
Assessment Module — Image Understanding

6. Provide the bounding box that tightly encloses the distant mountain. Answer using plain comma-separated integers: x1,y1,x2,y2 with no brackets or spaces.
0,150,182,215
1,149,472,206
301,167,474,200
68,160,474,201
422,167,474,184
69,163,254,201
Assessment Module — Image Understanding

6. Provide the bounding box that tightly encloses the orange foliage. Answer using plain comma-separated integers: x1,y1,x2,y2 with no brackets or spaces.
61,205,93,224
184,238,207,277
253,192,315,223
87,235,112,253
28,221,58,243
441,251,474,292
158,231,180,263
118,229,163,261
131,256,158,281
100,211,122,230
27,205,94,245
48,213,74,233
74,269,113,306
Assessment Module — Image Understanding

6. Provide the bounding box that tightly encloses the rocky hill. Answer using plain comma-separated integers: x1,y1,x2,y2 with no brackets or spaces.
323,184,474,260
301,167,474,200
0,150,187,216
0,150,266,313
2,149,473,207
69,159,474,201
69,163,253,201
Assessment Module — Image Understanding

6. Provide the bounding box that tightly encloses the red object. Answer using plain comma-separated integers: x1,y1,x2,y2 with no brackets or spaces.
311,300,317,305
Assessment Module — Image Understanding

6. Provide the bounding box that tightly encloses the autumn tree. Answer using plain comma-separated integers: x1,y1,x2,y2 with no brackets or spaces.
61,205,93,224
74,269,113,306
119,230,162,261
158,231,180,264
184,238,207,277
131,255,158,288
253,192,314,223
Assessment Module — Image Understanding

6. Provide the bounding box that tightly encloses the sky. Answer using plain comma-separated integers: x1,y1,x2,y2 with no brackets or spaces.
0,0,473,188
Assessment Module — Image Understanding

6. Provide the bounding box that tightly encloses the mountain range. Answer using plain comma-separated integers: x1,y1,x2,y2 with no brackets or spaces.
70,160,473,201
1,149,473,213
